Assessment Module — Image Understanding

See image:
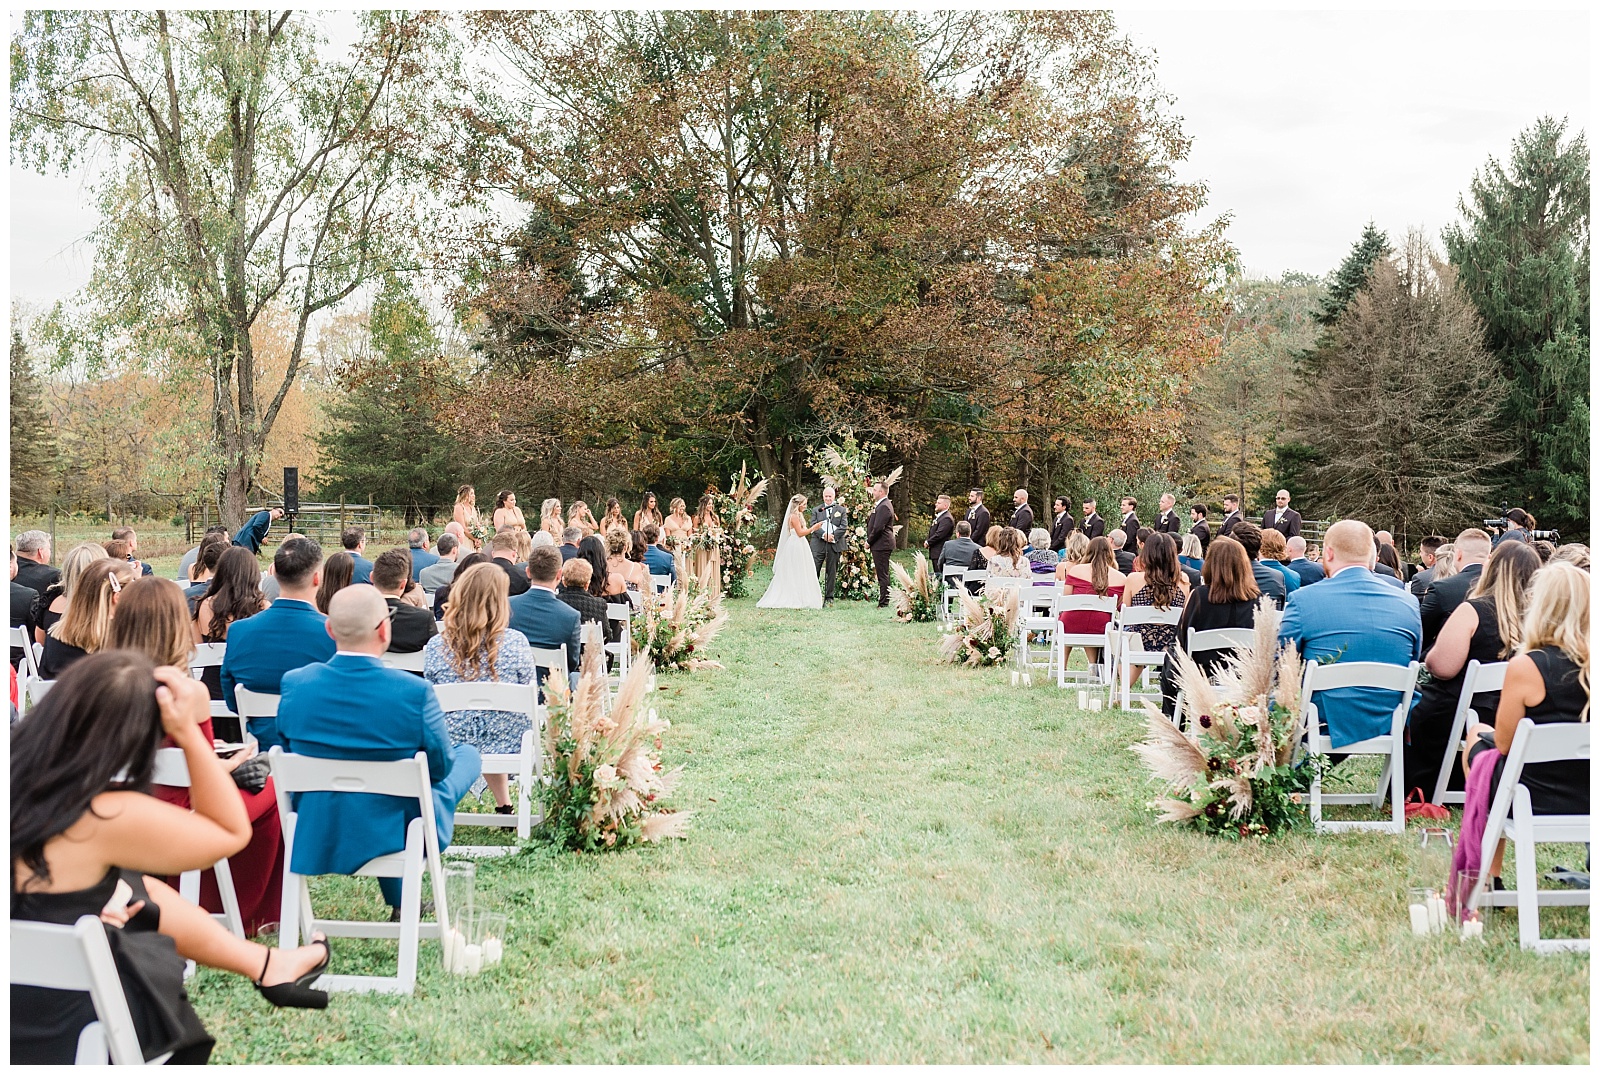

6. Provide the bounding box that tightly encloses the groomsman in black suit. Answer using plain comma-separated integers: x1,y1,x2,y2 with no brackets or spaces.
1009,489,1033,534
923,494,954,571
1189,503,1212,551
866,482,897,608
1218,494,1243,537
1118,497,1141,549
1261,488,1303,538
965,489,991,547
1155,493,1182,535
1080,499,1105,539
1048,497,1075,551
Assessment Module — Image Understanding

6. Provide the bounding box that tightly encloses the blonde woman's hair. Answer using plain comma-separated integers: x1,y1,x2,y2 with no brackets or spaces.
58,542,111,601
52,558,137,651
539,498,563,527
1468,540,1541,658
1063,530,1091,565
513,527,533,562
669,497,687,516
605,527,629,556
1432,543,1457,581
1180,533,1203,561
1549,543,1590,571
1518,561,1589,718
441,563,511,682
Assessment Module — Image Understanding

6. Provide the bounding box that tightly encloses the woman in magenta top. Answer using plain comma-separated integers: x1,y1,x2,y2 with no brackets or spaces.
1056,535,1126,671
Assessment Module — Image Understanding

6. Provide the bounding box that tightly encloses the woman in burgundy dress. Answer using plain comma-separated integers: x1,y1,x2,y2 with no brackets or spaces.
1055,535,1126,672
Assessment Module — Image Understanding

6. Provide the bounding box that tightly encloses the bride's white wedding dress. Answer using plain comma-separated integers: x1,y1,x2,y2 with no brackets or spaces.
758,509,824,609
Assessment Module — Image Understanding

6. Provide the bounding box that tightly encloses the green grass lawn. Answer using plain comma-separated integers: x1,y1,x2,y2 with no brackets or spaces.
167,561,1587,1061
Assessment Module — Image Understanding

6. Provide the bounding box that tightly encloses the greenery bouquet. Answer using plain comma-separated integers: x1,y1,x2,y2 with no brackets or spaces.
540,644,693,852
631,551,727,672
938,586,1018,666
810,434,902,601
1130,601,1320,839
712,463,771,598
891,552,939,622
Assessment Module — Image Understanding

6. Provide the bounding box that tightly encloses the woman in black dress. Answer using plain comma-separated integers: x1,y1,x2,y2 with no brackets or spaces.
1405,541,1539,799
40,558,138,679
12,652,332,1064
1160,537,1262,719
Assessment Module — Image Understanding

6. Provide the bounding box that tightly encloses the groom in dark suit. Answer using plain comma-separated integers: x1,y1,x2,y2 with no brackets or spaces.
808,486,849,605
866,482,897,608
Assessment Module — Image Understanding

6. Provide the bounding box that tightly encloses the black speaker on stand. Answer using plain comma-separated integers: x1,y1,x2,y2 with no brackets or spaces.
283,467,300,534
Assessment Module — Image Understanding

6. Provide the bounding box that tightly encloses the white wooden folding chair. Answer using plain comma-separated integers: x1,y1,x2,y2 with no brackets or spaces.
379,649,428,674
940,565,967,621
27,676,55,706
150,748,247,942
962,568,989,596
1431,659,1509,806
233,686,280,723
1298,660,1421,834
1051,594,1118,687
11,624,39,716
11,915,170,1064
1465,718,1590,953
1172,627,1257,723
1112,605,1183,710
604,604,632,685
433,682,541,842
1015,588,1059,685
189,642,226,680
650,573,671,595
529,645,568,688
269,748,448,994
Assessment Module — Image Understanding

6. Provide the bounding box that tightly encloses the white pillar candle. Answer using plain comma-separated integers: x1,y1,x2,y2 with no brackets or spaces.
1078,690,1088,708
1089,697,1102,712
484,937,503,965
1427,894,1446,933
450,929,470,973
1408,902,1430,936
463,943,484,975
1461,918,1484,939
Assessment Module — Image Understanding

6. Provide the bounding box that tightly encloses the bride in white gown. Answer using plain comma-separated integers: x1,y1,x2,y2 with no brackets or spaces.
759,494,825,609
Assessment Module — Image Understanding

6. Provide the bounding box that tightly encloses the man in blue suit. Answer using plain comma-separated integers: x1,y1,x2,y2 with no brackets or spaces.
278,584,481,915
221,536,336,750
406,527,439,581
507,545,582,683
232,507,284,554
1284,535,1324,587
1279,520,1422,750
641,524,676,583
341,525,374,584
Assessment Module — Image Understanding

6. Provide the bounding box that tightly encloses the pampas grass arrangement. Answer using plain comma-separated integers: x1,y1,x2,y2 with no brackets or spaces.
937,586,1018,667
712,463,771,598
541,641,694,851
631,550,728,672
1130,599,1319,839
891,552,939,622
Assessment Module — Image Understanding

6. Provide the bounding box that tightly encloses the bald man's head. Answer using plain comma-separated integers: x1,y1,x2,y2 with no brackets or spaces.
1323,520,1376,573
1286,535,1307,558
327,584,390,651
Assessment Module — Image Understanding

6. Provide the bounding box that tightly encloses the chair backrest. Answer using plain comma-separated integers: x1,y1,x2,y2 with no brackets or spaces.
1116,604,1182,628
1504,715,1592,769
11,916,145,1064
1052,594,1118,616
152,746,190,786
1461,659,1509,703
379,649,427,673
529,646,567,682
1301,659,1421,695
190,642,227,670
268,747,433,801
234,686,280,719
984,575,1024,591
942,565,965,582
1187,627,1255,657
431,681,537,719
650,574,671,593
10,625,41,683
27,677,54,704
606,604,631,624
1023,589,1058,617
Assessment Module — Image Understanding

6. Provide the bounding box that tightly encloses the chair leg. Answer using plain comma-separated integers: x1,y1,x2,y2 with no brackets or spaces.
214,859,245,938
1387,752,1404,834
398,824,423,991
279,870,302,952
1513,801,1541,950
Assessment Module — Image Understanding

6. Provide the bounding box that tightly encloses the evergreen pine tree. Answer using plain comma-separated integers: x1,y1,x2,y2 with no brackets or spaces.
1314,222,1393,326
9,330,58,513
1442,117,1590,532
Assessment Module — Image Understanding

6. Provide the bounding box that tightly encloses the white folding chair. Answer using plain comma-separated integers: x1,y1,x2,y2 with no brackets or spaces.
604,604,632,685
189,642,226,679
11,624,39,716
379,649,428,674
1298,660,1421,834
233,686,280,722
940,565,967,621
27,676,55,706
962,568,989,596
433,682,541,842
1112,605,1183,710
269,748,448,994
1172,628,1257,723
1015,587,1059,683
1465,718,1590,953
529,645,568,691
1051,594,1118,687
650,574,672,595
11,915,169,1064
150,749,246,941
1431,659,1509,806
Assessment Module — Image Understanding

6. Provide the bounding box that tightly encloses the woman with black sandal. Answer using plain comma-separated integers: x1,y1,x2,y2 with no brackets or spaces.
11,651,332,1064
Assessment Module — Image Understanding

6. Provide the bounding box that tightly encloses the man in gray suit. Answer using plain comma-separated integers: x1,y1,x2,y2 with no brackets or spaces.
808,486,849,605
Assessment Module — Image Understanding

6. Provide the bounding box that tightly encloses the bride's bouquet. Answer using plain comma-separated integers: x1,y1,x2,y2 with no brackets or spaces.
891,552,939,622
938,586,1019,667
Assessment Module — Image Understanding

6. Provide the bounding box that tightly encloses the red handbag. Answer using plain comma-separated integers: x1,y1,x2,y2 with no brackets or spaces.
1404,787,1450,821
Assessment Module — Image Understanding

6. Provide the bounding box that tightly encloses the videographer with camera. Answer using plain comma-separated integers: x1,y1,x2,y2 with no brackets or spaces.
1487,506,1560,549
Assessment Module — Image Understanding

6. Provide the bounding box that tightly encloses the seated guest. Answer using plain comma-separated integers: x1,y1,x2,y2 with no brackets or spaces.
1279,519,1423,749
10,545,38,667
1549,543,1590,571
1025,528,1059,569
1531,539,1555,564
340,526,374,584
12,655,333,1065
41,558,136,678
1162,536,1263,718
1420,528,1491,648
185,538,227,614
258,535,300,605
557,557,608,627
559,526,584,562
529,529,556,550
32,542,106,646
231,506,284,555
1257,529,1303,595
1111,529,1135,574
642,524,677,582
1405,541,1539,801
507,546,583,683
13,530,60,598
371,549,438,654
1230,522,1287,609
423,563,535,815
1460,562,1589,887
939,520,983,576
434,552,491,620
984,527,1029,580
1285,535,1323,588
490,531,532,596
220,537,336,751
180,524,230,581
1059,530,1090,569
194,547,268,697
407,528,439,581
1428,543,1457,587
110,527,154,577
109,578,286,936
1178,532,1205,576
315,550,355,614
1408,535,1446,595
103,539,145,579
603,528,647,594
1374,543,1407,588
279,586,482,918
628,529,649,565
1120,532,1189,652
1056,535,1126,672
419,533,461,592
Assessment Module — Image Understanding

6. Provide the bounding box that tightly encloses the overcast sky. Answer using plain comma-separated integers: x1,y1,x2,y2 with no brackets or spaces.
7,7,1591,308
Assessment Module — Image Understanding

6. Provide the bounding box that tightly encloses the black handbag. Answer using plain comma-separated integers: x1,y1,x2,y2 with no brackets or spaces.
230,755,271,794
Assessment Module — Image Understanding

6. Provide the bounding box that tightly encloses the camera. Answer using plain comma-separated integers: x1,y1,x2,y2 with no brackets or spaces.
1482,503,1559,543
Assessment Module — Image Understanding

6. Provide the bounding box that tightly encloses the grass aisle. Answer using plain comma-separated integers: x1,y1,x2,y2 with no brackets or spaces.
195,563,1588,1063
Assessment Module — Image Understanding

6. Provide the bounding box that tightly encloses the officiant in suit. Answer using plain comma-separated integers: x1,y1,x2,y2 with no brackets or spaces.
808,486,849,604
924,494,954,571
1049,497,1075,551
866,482,897,608
965,489,991,547
1261,489,1303,538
